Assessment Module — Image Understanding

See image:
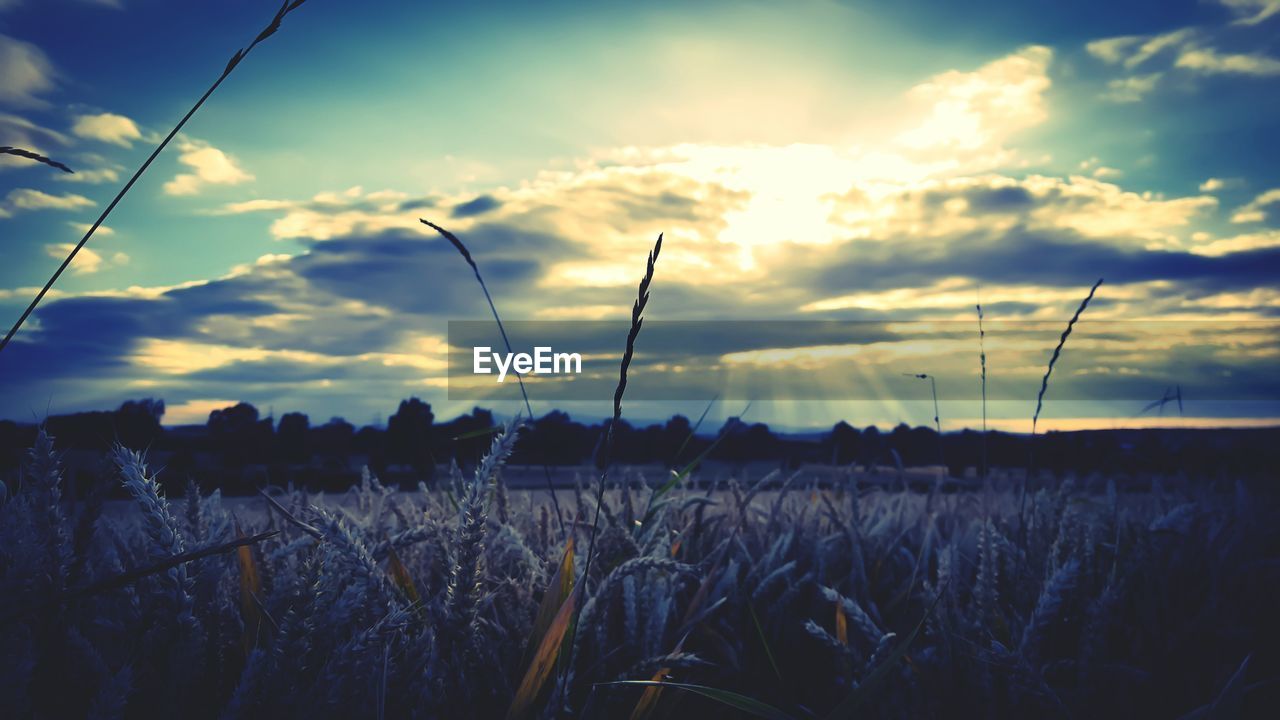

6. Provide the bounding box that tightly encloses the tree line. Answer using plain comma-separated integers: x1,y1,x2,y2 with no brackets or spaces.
1,398,1277,495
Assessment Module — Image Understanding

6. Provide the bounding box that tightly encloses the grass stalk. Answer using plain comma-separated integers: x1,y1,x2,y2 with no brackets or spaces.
563,232,662,698
0,0,312,355
420,218,566,535
1021,278,1103,537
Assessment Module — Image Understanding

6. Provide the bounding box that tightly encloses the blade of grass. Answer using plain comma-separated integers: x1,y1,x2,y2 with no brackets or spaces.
750,602,784,682
671,395,718,469
0,0,312,355
601,681,796,720
257,487,324,540
420,218,565,535
638,403,750,530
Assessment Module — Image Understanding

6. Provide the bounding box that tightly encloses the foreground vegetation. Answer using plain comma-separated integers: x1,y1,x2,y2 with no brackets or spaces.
2,426,1275,719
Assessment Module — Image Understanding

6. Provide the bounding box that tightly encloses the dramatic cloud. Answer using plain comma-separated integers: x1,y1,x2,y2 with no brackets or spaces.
895,45,1051,163
163,138,253,195
1,33,1275,426
71,112,142,147
0,34,56,108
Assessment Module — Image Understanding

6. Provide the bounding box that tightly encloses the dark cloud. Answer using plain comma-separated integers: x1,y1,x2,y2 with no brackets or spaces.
807,228,1280,296
450,194,502,218
962,186,1037,213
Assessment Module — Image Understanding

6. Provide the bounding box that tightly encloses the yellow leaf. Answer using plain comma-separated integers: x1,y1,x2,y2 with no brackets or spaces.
235,522,262,656
523,538,574,667
835,600,848,646
629,665,670,720
506,585,579,720
386,547,421,607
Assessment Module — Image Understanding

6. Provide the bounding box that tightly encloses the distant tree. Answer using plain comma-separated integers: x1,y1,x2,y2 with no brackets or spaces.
712,418,777,464
824,421,860,465
860,425,882,468
387,398,434,477
354,425,388,477
277,412,310,464
207,402,273,467
523,411,591,465
115,399,165,449
446,407,495,467
312,417,354,467
660,415,693,466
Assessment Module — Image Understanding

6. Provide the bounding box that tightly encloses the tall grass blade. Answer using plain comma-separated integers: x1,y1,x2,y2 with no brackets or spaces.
602,681,796,720
506,586,580,719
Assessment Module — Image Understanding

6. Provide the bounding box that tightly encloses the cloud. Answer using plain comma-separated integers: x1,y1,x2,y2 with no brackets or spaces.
450,194,502,218
1100,73,1162,103
66,221,114,236
0,34,56,108
71,112,142,147
895,46,1052,160
163,138,253,195
1230,188,1280,223
0,113,70,169
1087,29,1194,70
1086,20,1280,100
54,167,120,184
1174,46,1280,76
3,41,1277,423
43,243,127,274
1189,229,1280,256
2,188,94,216
1199,177,1237,192
828,174,1216,251
1217,0,1280,26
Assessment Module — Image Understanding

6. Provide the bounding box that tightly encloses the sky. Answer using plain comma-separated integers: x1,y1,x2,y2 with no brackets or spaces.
0,0,1278,431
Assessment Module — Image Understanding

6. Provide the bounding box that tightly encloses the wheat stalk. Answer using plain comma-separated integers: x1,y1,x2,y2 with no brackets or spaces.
1,146,73,174
1032,278,1104,437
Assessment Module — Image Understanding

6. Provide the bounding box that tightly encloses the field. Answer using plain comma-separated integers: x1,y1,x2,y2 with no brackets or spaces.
2,428,1277,719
